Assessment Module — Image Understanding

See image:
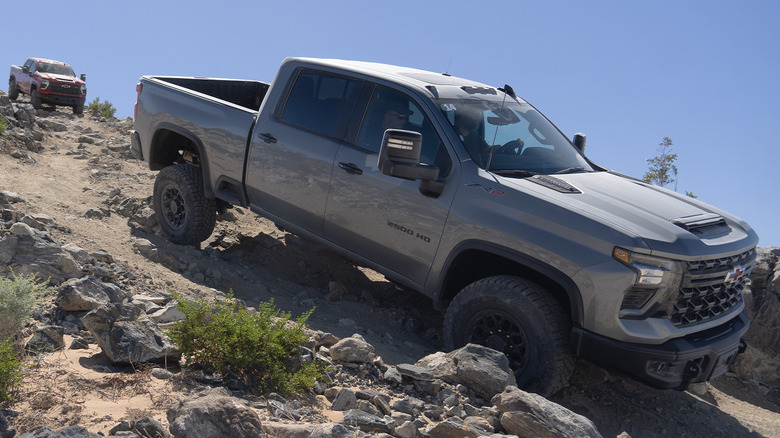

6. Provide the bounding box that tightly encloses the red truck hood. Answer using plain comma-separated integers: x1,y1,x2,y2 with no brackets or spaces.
38,73,84,85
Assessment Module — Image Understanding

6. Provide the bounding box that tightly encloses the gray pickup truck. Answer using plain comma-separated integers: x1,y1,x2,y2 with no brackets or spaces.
131,57,758,395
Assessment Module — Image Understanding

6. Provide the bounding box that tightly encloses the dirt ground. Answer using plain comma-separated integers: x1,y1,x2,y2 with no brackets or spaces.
1,103,779,437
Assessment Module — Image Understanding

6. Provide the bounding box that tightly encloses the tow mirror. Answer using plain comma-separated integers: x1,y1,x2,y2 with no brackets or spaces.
378,129,438,181
80,74,86,82
22,65,30,74
573,133,586,153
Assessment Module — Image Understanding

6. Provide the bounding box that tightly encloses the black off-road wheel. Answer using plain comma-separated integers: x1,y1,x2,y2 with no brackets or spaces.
153,164,216,245
73,103,84,114
8,78,19,100
443,275,574,396
30,88,42,109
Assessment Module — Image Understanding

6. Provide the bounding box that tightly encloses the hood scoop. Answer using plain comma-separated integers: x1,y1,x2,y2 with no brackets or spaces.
671,213,729,237
529,175,581,193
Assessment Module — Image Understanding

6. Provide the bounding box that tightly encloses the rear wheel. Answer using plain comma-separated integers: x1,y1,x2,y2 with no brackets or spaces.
153,164,216,245
30,88,41,109
8,78,19,100
443,275,574,396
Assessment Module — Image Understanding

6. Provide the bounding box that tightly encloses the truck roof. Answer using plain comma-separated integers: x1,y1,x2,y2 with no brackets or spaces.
287,57,506,100
29,57,71,66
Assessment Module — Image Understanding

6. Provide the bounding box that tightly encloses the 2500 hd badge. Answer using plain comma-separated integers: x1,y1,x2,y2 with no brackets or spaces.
387,220,431,243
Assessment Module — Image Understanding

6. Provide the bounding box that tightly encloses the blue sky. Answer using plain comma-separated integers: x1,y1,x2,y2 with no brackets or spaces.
6,0,779,247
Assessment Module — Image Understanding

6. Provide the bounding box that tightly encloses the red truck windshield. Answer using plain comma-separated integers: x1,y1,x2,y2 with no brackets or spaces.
37,62,75,77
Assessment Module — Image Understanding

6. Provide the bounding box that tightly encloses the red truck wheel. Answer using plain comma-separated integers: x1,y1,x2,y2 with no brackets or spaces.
73,103,84,114
30,88,42,109
8,78,19,100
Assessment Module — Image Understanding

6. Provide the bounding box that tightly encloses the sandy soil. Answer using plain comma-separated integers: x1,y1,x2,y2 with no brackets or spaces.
1,103,778,437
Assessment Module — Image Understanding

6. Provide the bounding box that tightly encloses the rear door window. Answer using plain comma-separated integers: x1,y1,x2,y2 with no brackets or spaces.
280,69,360,138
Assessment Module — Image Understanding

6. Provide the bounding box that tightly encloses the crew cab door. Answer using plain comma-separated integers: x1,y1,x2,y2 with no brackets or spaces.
324,85,457,288
244,69,362,236
18,59,36,93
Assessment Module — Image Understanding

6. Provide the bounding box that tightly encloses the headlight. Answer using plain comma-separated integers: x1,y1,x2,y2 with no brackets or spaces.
80,85,86,95
41,80,50,90
613,247,683,319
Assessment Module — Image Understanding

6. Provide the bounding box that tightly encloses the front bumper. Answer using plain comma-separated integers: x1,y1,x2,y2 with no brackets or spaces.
571,312,749,390
39,91,85,107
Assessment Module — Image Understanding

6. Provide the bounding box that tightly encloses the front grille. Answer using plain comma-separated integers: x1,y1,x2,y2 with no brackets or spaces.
671,248,756,326
47,81,82,96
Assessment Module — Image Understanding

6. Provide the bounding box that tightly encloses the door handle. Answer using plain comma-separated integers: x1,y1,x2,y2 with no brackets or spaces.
338,162,363,175
257,132,277,144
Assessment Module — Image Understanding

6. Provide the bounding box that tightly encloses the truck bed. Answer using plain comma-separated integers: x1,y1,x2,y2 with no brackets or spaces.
133,76,270,200
158,76,268,112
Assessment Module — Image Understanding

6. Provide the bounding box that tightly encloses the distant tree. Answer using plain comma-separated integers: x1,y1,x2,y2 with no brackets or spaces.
643,137,678,190
643,137,697,198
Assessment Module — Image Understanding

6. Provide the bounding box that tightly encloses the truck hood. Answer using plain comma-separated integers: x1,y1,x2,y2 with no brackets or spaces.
504,171,757,257
37,73,84,85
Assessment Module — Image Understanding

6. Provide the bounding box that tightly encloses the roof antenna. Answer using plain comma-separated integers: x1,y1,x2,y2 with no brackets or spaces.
485,84,514,171
443,58,453,76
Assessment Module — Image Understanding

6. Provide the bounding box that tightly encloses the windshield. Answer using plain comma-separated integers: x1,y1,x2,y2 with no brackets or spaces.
37,62,76,77
437,98,593,175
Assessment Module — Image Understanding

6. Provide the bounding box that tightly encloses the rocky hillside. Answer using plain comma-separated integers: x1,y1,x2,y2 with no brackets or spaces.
1,92,779,437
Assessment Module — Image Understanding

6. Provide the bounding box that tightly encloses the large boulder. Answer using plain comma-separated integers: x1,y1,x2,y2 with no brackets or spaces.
329,334,375,363
16,425,101,437
80,303,179,364
0,223,82,284
416,344,515,400
57,276,128,312
491,386,603,438
744,247,780,357
167,388,265,437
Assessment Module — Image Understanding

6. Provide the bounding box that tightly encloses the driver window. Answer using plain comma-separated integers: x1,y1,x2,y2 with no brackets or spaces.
356,86,451,175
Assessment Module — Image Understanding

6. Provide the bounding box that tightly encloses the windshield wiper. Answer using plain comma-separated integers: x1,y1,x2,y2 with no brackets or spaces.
491,169,538,178
554,166,585,175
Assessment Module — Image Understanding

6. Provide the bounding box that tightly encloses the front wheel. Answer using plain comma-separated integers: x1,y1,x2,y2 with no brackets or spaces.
153,164,216,245
73,103,84,114
443,275,574,396
30,88,41,109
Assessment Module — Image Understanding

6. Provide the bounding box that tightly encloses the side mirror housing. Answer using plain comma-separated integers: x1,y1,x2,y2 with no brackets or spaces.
80,74,86,82
378,129,438,181
22,65,30,74
573,133,586,153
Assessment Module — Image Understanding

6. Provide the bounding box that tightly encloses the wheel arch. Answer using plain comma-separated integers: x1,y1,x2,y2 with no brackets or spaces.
433,241,584,326
148,123,214,198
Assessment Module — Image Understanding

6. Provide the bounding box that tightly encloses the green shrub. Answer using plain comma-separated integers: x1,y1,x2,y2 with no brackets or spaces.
0,274,47,342
0,114,8,136
86,97,117,119
0,337,23,402
167,292,326,395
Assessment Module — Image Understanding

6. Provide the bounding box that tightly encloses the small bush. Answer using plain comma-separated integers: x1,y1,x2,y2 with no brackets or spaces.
0,114,8,136
0,338,23,402
86,97,117,119
0,274,47,342
167,292,325,395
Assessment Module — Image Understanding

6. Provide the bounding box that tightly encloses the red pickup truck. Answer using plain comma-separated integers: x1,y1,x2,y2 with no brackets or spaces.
8,57,87,114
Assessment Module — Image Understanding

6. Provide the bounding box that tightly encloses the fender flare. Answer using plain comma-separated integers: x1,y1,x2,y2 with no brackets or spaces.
431,240,585,326
149,122,215,198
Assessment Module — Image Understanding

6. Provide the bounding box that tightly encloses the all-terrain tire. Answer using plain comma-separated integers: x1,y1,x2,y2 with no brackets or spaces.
8,78,19,100
153,164,216,245
30,88,42,109
73,103,84,114
443,275,574,396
